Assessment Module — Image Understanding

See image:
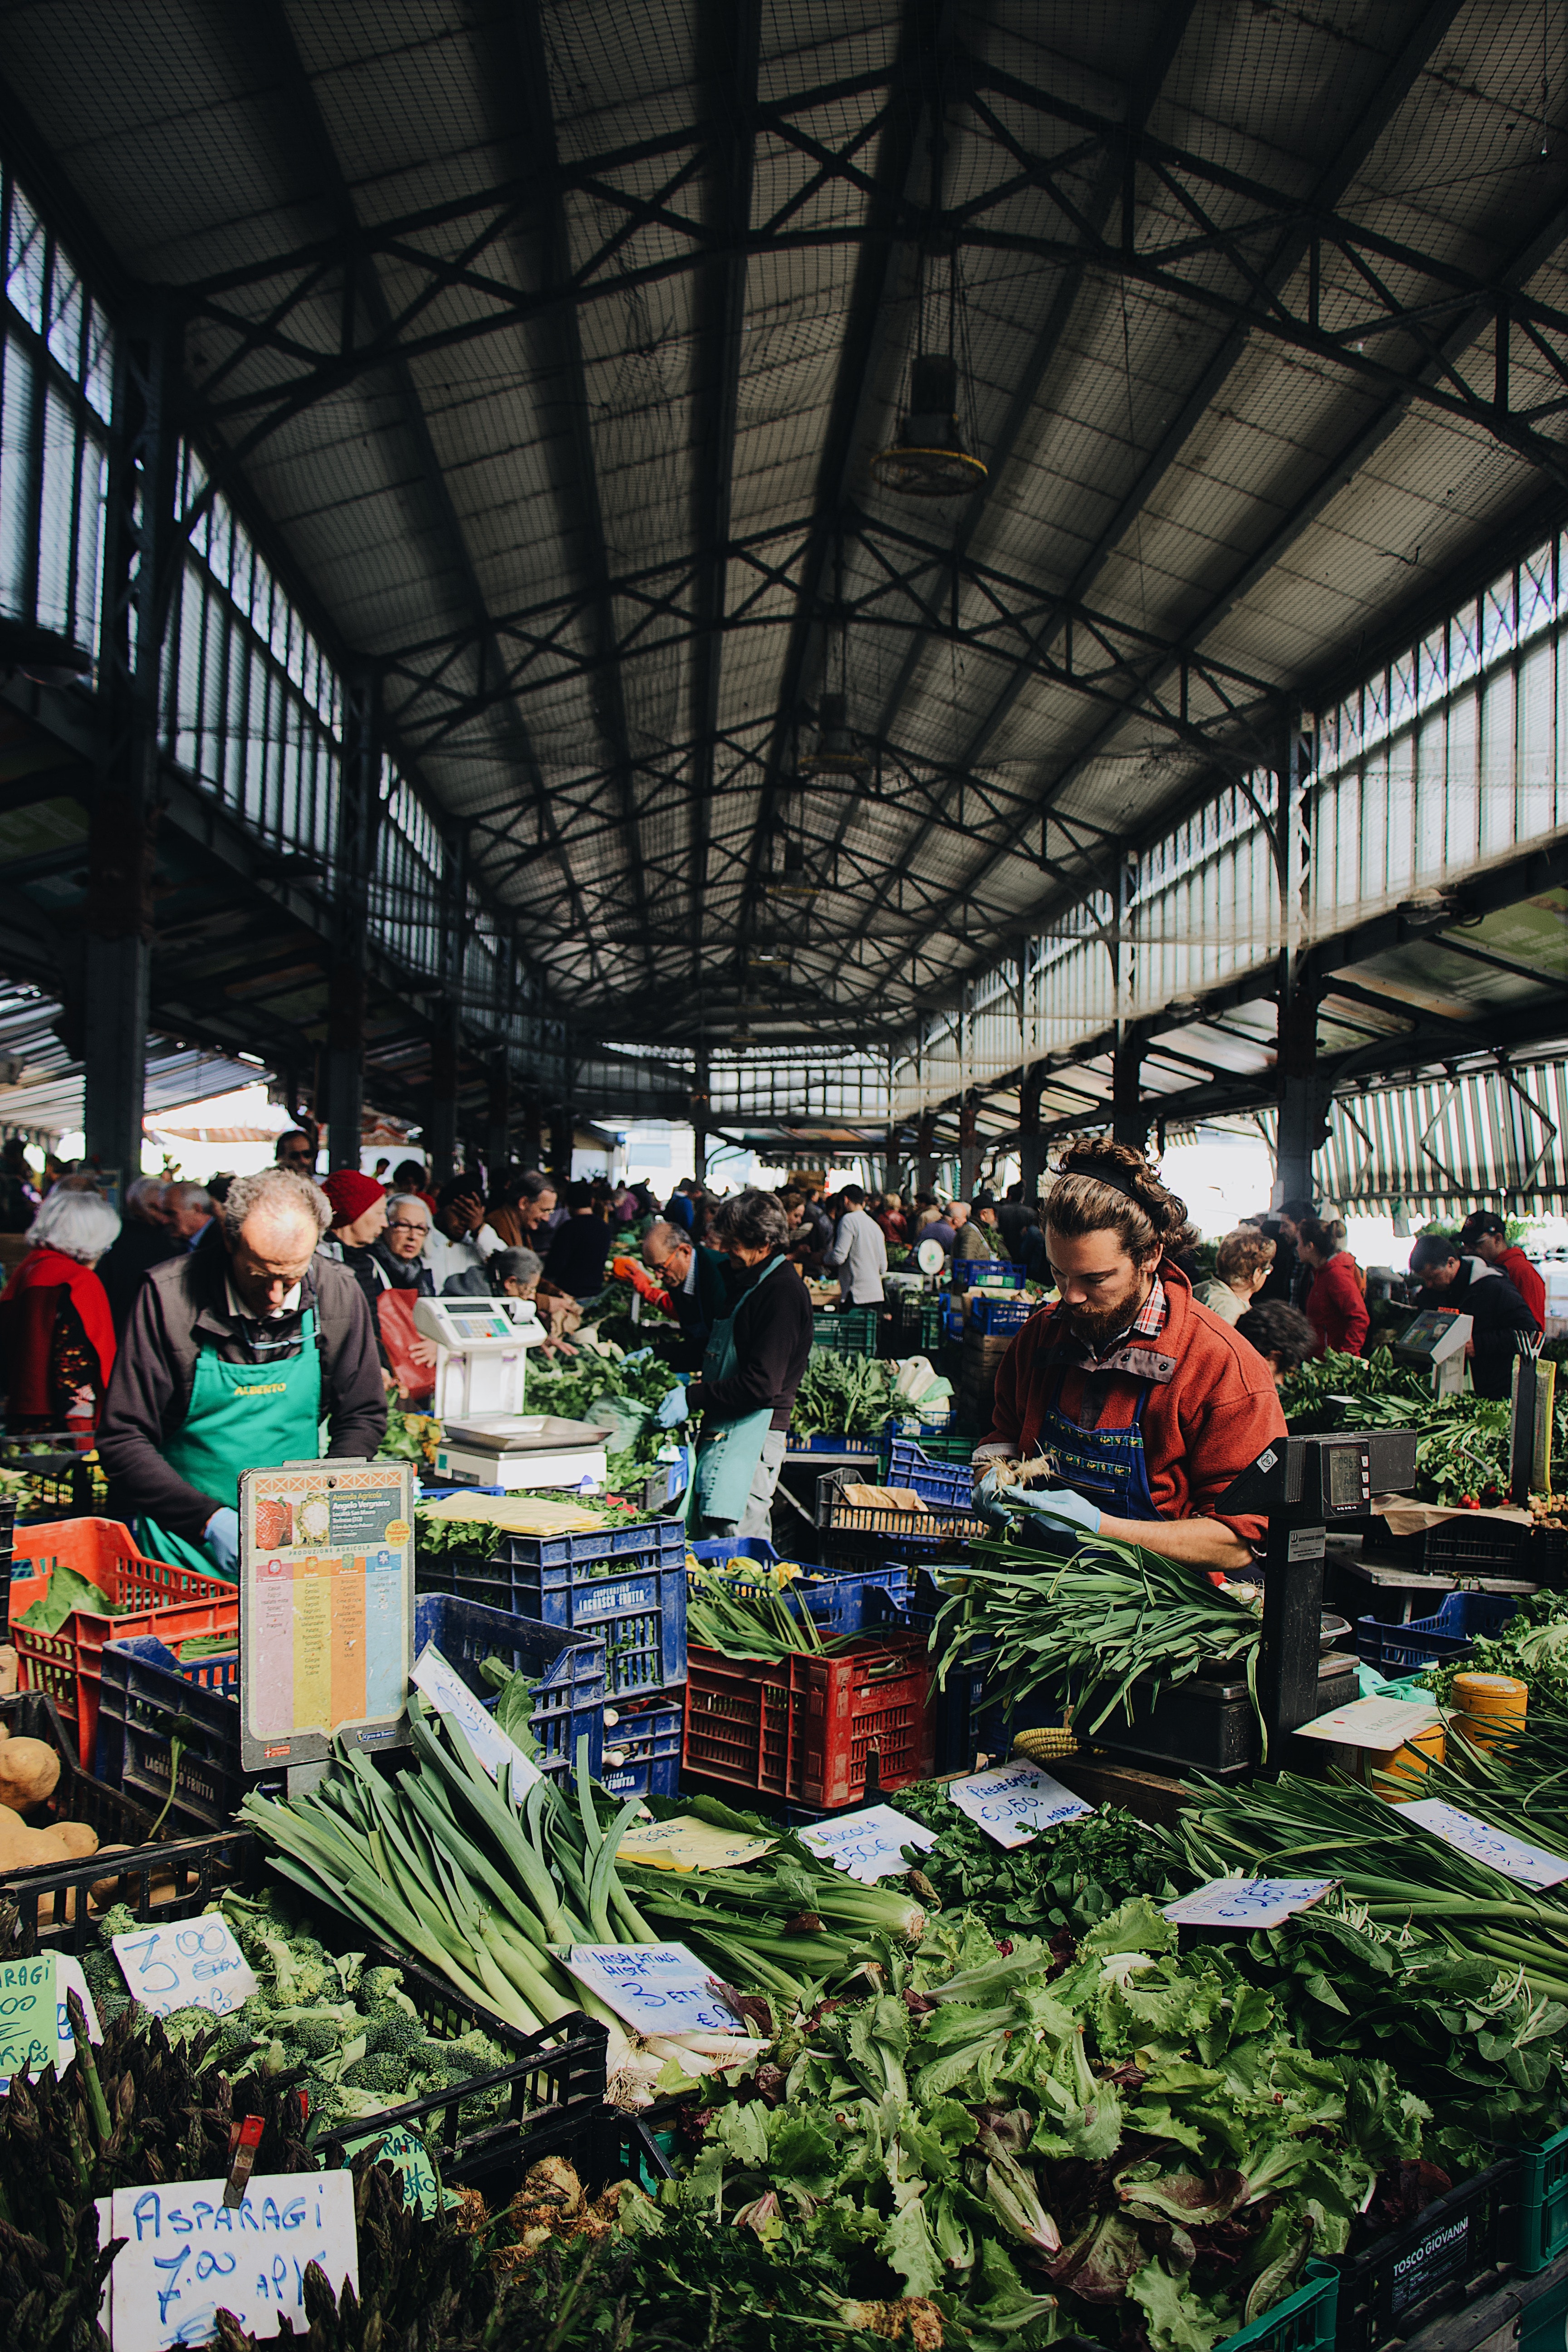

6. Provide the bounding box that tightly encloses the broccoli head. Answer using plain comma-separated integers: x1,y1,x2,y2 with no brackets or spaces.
358,1965,409,2008
363,2007,427,2057
421,2027,510,2080
342,2052,412,2096
97,1904,140,1942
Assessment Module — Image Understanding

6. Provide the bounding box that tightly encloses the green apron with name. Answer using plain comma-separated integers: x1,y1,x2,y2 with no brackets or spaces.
691,1253,787,1526
140,1310,323,1584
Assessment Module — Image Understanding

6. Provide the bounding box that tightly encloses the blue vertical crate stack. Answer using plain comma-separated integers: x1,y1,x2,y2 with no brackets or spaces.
420,1516,690,1799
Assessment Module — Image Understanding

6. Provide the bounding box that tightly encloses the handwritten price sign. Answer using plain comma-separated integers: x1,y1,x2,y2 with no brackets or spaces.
1399,1799,1568,1890
111,1919,259,2020
564,1943,741,2037
0,1952,100,2092
411,1642,543,1797
1161,1878,1336,1930
946,1763,1094,1850
798,1805,938,1883
96,2173,358,2351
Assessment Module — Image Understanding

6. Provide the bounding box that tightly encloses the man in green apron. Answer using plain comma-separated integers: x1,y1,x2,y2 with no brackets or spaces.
656,1190,813,1543
97,1168,387,1581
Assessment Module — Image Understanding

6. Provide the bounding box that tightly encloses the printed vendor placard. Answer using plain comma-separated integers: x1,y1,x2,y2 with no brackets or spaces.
239,1462,415,1770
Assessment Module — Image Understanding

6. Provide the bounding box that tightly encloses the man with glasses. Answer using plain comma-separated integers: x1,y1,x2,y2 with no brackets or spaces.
274,1129,318,1177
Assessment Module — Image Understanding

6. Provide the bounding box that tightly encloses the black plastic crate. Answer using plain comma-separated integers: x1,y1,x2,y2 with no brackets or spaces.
0,1431,98,1519
313,1955,608,2195
4,1822,258,1955
0,1686,156,1873
1332,2156,1520,2352
1090,1655,1359,1779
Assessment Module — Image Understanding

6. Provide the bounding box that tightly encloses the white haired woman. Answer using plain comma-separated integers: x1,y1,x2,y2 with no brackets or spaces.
0,1185,121,1437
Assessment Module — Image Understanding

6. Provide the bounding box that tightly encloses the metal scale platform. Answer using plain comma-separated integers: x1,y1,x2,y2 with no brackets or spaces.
413,1296,613,1490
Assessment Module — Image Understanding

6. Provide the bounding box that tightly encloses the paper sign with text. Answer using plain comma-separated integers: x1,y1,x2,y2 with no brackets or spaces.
614,1815,776,1874
797,1805,937,1883
411,1643,542,1795
563,1943,741,2037
342,2126,441,2216
112,1919,259,2021
0,1952,100,2092
1162,1878,1336,1930
946,1763,1094,1849
1399,1799,1568,1889
97,2171,359,2352
1294,1693,1444,1749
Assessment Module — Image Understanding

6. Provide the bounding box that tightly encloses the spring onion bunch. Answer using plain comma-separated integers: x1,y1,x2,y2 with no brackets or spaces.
686,1573,848,1661
931,1531,1263,1737
1176,1769,1568,2002
239,1697,658,2036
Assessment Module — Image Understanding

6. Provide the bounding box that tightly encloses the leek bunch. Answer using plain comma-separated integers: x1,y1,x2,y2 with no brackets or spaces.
620,1857,927,2000
239,1696,658,2036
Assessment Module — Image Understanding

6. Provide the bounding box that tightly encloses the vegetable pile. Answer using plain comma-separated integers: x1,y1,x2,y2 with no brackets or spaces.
893,1786,1176,1944
686,1559,849,1661
932,1534,1263,1740
790,1348,901,1438
1279,1343,1568,1506
670,1898,1446,2351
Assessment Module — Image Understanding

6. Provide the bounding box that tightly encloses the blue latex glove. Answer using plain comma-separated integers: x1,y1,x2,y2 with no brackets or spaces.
974,1468,1101,1536
656,1384,690,1429
203,1505,240,1574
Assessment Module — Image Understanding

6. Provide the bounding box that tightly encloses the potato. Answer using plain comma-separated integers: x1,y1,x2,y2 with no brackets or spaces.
0,1645,16,1698
0,1736,60,1809
48,1821,99,1859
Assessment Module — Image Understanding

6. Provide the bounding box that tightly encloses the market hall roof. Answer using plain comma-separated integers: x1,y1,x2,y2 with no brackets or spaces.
5,0,1568,1056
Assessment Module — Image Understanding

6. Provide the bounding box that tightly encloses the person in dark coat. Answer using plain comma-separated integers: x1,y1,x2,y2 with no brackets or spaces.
544,1181,614,1299
97,1176,181,1335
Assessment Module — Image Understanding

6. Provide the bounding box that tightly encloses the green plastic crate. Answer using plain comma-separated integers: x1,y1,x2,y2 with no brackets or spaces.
1521,2122,1568,2275
1522,2264,1568,2351
1216,2262,1338,2352
811,1308,877,1357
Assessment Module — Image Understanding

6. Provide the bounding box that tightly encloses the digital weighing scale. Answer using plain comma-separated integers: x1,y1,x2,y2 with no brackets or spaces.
1392,1305,1472,1398
413,1296,614,1490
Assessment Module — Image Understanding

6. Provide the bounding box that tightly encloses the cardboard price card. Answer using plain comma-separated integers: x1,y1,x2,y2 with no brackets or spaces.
1294,1693,1443,1749
946,1763,1094,1850
239,1460,415,1773
798,1804,938,1883
96,2172,359,2351
341,2125,442,2216
563,1943,741,2037
1162,1878,1337,1930
614,1815,776,1874
1399,1799,1568,1890
0,1952,100,2092
111,1919,260,2021
410,1644,542,1795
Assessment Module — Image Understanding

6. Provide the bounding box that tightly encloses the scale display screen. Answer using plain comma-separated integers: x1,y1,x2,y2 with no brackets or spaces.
1325,1445,1367,1511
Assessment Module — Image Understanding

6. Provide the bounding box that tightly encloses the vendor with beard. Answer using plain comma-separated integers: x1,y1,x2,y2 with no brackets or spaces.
971,1136,1285,1572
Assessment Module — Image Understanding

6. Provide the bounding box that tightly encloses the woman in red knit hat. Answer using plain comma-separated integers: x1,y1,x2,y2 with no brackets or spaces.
319,1169,389,1320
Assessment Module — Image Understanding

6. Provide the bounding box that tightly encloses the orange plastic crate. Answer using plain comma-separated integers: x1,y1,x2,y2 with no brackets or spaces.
8,1519,239,1764
683,1629,935,1809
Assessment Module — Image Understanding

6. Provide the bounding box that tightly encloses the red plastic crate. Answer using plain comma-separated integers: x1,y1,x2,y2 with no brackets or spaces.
8,1518,239,1763
683,1629,935,1809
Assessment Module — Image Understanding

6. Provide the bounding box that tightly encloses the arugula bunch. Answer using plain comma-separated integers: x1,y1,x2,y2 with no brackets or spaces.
790,1348,900,1438
893,1786,1176,1942
674,1901,1438,2351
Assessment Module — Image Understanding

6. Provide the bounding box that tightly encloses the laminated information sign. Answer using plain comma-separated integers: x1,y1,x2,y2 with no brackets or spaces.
239,1460,415,1770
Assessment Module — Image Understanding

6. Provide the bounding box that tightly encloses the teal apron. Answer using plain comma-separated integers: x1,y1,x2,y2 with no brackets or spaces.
691,1253,788,1527
139,1310,323,1583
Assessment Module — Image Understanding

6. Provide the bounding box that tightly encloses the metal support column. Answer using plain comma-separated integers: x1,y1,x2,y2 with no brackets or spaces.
1018,1067,1047,1202
323,669,377,1172
426,834,464,1181
85,307,176,1184
916,1113,936,1195
1274,715,1329,1208
1112,1029,1149,1153
485,1046,512,1182
691,1051,710,1182
958,1092,980,1199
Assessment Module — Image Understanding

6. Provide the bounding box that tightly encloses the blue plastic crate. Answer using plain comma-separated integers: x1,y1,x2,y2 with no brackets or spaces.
599,1694,683,1798
418,1514,686,1573
95,1635,262,1837
412,1594,606,1780
686,1554,907,1637
802,1432,880,1453
886,1438,974,1510
686,1536,781,1568
968,1295,1034,1336
950,1259,1025,1291
426,1548,685,1697
1354,1589,1520,1676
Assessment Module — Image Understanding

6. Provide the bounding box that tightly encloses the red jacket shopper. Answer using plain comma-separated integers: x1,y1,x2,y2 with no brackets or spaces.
1303,1250,1371,1357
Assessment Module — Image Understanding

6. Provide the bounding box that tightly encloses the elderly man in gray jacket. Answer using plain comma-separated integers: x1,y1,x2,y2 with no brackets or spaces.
825,1185,888,1306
